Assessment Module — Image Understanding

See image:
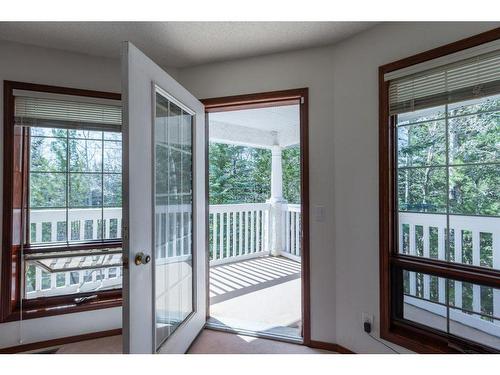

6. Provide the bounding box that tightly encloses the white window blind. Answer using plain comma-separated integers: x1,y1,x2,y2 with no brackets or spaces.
389,49,500,114
15,94,122,131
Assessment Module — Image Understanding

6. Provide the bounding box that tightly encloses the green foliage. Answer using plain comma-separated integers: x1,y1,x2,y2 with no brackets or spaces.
208,143,301,204
29,128,122,209
397,95,499,215
282,146,301,204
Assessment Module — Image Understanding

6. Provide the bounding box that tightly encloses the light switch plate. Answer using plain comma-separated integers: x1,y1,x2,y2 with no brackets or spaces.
313,205,325,222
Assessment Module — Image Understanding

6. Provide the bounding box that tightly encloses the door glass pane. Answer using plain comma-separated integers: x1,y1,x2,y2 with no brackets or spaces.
154,90,194,349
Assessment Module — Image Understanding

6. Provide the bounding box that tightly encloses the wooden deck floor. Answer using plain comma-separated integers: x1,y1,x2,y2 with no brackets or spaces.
208,255,302,339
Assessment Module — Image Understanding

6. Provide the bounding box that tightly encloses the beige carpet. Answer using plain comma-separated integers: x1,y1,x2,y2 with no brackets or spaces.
50,330,334,354
55,335,122,354
187,330,334,354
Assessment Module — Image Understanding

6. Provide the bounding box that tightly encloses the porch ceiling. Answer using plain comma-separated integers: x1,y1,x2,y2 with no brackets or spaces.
209,104,299,149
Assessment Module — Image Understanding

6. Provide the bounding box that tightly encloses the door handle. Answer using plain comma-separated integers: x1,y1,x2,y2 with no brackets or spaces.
134,252,151,266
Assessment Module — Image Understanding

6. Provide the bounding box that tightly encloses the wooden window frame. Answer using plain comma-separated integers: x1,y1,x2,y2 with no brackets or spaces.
1,81,122,323
379,28,500,354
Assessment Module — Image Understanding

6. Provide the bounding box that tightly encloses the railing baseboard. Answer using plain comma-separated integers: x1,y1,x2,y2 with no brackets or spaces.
210,251,270,266
278,251,301,263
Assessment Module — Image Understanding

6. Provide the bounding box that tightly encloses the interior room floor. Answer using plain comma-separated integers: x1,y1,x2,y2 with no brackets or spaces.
187,329,334,354
31,329,335,354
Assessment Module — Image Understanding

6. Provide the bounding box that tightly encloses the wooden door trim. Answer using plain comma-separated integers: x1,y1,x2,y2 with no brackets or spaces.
201,87,311,345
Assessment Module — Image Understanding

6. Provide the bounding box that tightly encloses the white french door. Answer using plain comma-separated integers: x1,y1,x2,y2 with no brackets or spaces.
122,42,206,354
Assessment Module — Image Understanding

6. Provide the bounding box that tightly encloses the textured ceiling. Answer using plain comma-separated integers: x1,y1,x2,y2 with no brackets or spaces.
0,22,376,68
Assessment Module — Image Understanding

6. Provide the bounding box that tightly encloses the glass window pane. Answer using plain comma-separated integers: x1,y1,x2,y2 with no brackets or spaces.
448,93,500,117
396,105,446,126
30,172,66,208
103,141,122,172
398,167,447,213
56,221,67,242
449,111,500,165
398,121,446,167
449,215,500,271
24,251,122,299
69,138,103,172
448,280,500,351
402,269,500,350
56,273,66,287
30,127,67,138
104,131,122,141
68,209,100,242
403,270,448,332
103,174,122,207
25,265,36,292
69,173,102,207
449,165,500,216
68,129,103,140
30,136,67,172
103,210,121,240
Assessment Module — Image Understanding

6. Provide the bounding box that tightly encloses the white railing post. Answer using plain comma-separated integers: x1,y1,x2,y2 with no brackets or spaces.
409,223,417,296
267,145,286,256
493,232,500,325
399,212,500,335
208,203,272,266
455,228,463,309
423,226,430,300
472,230,481,313
239,212,243,255
438,227,446,303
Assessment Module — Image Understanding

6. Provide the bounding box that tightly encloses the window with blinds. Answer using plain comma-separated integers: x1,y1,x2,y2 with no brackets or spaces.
389,50,500,114
15,94,122,131
13,92,124,300
382,42,500,352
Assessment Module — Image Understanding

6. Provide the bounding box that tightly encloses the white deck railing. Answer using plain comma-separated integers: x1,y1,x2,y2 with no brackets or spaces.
282,204,301,259
27,202,303,296
30,207,122,243
209,203,271,265
208,202,302,265
26,207,123,299
400,212,500,334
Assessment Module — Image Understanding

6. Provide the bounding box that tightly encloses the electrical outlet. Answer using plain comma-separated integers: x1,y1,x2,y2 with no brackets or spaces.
362,312,374,328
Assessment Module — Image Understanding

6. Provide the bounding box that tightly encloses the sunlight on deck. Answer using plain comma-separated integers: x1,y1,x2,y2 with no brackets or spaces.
209,256,302,339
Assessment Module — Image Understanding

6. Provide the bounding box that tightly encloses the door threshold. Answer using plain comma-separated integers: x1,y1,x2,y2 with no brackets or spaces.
205,320,303,345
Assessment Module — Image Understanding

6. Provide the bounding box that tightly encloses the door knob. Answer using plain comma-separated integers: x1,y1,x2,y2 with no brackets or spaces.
134,252,151,266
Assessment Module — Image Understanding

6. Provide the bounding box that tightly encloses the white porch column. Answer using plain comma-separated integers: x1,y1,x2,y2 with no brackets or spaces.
267,145,286,256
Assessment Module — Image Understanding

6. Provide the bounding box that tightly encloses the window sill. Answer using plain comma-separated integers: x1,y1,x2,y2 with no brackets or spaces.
382,319,499,354
1,290,122,322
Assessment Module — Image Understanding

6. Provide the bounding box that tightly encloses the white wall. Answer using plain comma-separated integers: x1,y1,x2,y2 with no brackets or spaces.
175,22,500,353
0,40,125,349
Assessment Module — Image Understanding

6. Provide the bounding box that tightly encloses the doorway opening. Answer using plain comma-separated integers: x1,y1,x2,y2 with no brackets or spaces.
202,89,309,344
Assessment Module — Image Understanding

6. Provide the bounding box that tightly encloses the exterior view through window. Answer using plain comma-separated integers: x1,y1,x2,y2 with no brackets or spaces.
382,46,500,352
207,103,303,340
14,92,123,302
397,94,500,348
154,89,194,348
